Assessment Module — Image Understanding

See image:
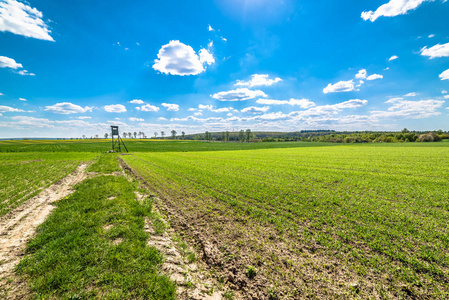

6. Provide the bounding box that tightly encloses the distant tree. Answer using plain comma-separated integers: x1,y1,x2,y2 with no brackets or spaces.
436,129,443,135
161,131,165,139
238,130,245,142
245,129,252,142
154,132,158,138
225,131,230,142
95,134,99,139
221,132,225,141
123,132,127,138
171,130,177,139
82,134,86,139
133,132,137,139
104,133,108,139
181,131,185,139
128,132,132,139
401,128,410,133
141,131,145,139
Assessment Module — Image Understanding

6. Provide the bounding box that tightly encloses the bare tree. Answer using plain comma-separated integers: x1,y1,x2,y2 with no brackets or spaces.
128,132,132,139
182,131,185,139
123,132,127,138
154,132,158,138
161,131,165,139
133,132,137,139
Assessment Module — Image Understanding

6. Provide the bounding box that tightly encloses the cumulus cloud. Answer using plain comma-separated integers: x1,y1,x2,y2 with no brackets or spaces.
371,98,444,119
161,103,180,111
0,56,35,75
0,105,24,112
241,106,270,114
389,55,399,61
361,0,431,22
136,104,159,112
211,88,267,101
16,69,34,76
0,55,22,69
45,102,93,114
366,74,383,80
0,0,54,41
323,80,355,93
420,42,449,58
440,69,449,80
152,40,214,76
256,98,316,109
129,117,144,122
355,69,367,79
129,99,144,104
199,48,215,65
235,74,282,87
104,104,127,113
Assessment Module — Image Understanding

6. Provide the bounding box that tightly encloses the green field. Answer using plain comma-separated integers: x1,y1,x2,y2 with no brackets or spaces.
0,152,96,217
1,140,448,299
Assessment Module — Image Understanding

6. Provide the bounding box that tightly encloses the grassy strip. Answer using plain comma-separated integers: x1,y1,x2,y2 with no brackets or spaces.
16,174,176,299
87,153,121,174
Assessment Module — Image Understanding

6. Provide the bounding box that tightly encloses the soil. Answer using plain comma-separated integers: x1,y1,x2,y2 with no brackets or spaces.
0,163,88,299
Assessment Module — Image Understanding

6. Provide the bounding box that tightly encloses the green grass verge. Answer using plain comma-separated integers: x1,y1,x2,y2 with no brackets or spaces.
16,175,176,299
87,153,121,174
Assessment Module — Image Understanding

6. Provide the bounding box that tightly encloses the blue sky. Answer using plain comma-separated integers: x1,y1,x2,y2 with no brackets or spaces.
0,0,449,138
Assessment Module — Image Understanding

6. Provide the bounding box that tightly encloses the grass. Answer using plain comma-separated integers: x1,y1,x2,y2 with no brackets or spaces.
16,173,176,299
0,152,96,217
122,144,449,298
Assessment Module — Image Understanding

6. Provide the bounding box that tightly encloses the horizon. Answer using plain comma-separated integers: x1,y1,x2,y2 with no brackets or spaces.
1,0,449,138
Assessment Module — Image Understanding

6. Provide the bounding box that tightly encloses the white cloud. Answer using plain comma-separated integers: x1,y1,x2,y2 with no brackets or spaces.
0,55,22,69
19,97,26,101
404,92,417,97
420,43,449,58
129,99,144,104
428,34,435,38
0,0,54,41
256,98,316,109
188,108,196,111
129,117,144,122
444,95,449,99
211,88,267,101
198,104,213,110
152,40,214,76
157,117,167,121
389,55,399,61
77,116,91,119
194,112,202,116
221,36,227,42
235,74,282,87
0,92,3,96
323,80,355,93
208,24,214,31
161,103,180,111
104,104,127,113
136,104,159,112
442,90,448,94
371,98,444,119
0,105,24,112
440,69,449,80
366,74,383,80
355,69,367,79
45,102,93,114
241,106,270,114
361,0,430,22
199,48,215,65
16,69,34,76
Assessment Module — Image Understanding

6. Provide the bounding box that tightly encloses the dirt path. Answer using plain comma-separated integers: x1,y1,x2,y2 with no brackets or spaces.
0,163,88,298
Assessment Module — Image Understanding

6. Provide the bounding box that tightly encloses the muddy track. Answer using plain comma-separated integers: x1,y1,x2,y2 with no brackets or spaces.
0,163,89,298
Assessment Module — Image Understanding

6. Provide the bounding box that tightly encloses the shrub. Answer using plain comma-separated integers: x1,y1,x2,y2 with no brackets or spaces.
418,134,434,142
